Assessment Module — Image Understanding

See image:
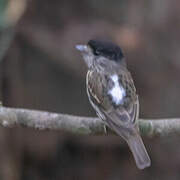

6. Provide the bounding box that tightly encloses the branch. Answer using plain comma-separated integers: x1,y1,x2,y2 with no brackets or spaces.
0,107,179,138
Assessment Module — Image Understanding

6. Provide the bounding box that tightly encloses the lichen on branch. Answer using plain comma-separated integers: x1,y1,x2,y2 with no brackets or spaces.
0,107,179,138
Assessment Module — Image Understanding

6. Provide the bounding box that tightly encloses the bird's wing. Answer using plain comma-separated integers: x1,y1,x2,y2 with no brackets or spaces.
87,69,139,127
103,98,139,128
103,70,139,128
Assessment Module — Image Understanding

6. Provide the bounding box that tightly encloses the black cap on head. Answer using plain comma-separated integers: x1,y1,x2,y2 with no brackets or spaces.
88,40,124,62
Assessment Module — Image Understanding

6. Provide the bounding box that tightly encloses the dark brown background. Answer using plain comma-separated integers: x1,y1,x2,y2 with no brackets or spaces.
1,0,180,179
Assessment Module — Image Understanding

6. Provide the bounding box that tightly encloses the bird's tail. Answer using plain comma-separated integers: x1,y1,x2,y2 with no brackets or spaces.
106,119,151,169
126,132,151,169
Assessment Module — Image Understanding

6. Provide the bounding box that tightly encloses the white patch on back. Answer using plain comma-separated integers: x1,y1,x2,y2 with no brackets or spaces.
108,74,126,105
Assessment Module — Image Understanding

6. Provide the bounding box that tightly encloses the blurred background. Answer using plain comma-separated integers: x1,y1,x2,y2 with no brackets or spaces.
0,0,180,179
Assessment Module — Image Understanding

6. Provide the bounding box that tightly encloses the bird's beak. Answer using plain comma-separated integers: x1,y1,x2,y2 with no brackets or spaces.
75,44,88,53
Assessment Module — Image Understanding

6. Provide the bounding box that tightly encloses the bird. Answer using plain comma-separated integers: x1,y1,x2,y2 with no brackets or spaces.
76,39,151,169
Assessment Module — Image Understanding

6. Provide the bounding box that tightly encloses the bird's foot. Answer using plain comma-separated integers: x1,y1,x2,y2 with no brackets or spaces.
104,125,108,134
